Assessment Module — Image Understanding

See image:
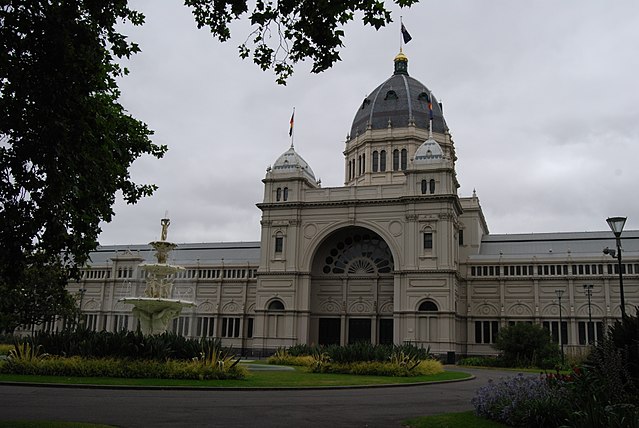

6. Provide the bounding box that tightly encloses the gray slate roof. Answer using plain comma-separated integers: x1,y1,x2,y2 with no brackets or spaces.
350,72,447,138
88,242,261,266
476,231,639,259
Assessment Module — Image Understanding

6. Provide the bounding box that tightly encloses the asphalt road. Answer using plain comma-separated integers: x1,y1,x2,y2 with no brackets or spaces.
0,368,533,428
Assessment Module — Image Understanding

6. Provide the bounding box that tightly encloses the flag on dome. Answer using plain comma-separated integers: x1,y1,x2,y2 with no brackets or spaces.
401,24,412,44
428,94,433,120
289,108,295,136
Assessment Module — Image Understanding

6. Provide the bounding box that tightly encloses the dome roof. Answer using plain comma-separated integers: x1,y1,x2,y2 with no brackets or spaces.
271,146,316,181
413,138,444,165
350,54,447,138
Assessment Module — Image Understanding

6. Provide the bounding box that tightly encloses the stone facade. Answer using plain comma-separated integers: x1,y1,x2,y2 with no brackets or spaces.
51,53,639,359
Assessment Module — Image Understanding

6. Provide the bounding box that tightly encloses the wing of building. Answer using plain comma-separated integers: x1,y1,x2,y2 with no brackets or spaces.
50,52,638,360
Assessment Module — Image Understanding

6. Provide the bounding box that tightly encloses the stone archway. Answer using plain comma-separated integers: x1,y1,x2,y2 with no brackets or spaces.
309,226,395,346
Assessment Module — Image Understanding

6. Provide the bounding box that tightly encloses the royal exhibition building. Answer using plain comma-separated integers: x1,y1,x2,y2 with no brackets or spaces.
52,52,637,361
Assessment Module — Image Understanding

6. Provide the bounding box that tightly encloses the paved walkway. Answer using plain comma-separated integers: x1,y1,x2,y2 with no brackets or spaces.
0,367,535,428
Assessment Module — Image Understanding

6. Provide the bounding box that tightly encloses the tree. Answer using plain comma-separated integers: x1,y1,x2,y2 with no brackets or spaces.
0,1,166,332
494,323,560,368
185,0,418,84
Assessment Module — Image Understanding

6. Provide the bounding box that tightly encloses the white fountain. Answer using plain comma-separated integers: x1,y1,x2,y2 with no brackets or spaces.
120,217,195,335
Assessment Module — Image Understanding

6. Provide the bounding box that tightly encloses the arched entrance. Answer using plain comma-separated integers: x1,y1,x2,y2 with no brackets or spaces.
309,227,395,345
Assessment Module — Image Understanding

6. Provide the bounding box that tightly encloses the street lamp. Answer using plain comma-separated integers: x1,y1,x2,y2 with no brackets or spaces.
583,284,593,344
604,216,627,318
555,289,565,365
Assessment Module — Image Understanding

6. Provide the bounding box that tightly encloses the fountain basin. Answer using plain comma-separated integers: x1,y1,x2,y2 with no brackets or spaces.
120,297,196,335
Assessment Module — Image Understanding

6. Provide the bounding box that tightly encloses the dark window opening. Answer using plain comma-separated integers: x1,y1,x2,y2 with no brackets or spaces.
423,232,433,250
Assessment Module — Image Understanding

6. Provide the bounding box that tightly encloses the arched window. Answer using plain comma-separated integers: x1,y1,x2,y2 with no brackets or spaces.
418,301,438,312
429,179,435,194
372,151,379,172
401,149,407,170
380,150,387,171
276,187,281,201
384,90,398,100
362,155,365,173
393,149,400,171
283,187,289,201
421,180,428,194
321,231,394,275
268,300,285,311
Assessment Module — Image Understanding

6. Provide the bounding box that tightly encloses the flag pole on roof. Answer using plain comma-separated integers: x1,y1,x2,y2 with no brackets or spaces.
428,91,434,139
289,107,295,148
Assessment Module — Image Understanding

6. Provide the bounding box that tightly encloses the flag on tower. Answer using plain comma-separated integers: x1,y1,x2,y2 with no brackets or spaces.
289,109,295,136
401,24,412,44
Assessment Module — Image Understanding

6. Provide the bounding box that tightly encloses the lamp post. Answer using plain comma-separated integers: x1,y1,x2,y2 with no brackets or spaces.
555,289,565,365
605,216,627,318
583,284,593,344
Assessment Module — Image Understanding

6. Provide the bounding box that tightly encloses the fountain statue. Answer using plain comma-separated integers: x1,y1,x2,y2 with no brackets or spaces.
120,217,195,335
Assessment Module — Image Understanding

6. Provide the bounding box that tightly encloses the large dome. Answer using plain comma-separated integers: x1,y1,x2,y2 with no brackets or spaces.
350,53,447,138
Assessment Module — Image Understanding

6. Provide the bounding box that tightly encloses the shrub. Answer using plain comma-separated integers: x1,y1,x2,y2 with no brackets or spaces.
284,343,432,364
29,329,228,362
267,349,314,366
307,351,443,377
494,323,560,368
458,356,503,367
415,359,444,376
0,344,13,356
562,310,639,426
0,356,247,380
472,374,569,427
8,337,48,361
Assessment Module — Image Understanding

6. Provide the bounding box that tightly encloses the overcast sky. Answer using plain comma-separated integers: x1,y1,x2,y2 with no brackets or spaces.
98,0,639,245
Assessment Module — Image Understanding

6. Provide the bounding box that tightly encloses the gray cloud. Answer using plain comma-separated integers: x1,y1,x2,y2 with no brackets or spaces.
98,0,639,245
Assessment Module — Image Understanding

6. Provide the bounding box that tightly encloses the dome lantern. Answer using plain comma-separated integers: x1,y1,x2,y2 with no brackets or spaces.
394,49,409,75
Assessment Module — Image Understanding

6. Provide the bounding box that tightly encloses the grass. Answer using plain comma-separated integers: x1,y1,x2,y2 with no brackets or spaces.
0,366,470,388
404,411,508,428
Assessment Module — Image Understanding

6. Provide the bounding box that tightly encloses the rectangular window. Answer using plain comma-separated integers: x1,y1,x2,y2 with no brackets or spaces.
172,316,190,336
578,321,604,345
423,232,433,250
222,317,241,338
196,317,215,337
458,229,464,246
85,314,98,331
543,321,568,345
114,315,129,332
246,318,254,338
275,236,283,253
475,321,499,344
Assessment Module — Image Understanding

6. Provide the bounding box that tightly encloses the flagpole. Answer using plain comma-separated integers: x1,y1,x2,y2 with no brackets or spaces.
400,16,403,51
290,107,295,148
428,91,433,139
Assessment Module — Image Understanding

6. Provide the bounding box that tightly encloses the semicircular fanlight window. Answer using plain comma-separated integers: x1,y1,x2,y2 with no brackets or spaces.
322,232,394,275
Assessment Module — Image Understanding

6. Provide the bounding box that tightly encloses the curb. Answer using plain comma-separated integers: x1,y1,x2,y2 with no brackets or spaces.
0,374,475,391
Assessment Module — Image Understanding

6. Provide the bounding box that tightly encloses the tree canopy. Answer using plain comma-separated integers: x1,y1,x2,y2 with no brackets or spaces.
0,0,166,332
0,0,416,332
185,0,418,84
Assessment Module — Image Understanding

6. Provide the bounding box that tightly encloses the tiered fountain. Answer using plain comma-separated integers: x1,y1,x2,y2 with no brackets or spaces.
120,218,195,335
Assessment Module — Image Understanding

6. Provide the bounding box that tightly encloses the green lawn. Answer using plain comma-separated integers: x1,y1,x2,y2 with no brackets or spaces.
0,366,470,388
404,411,507,428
